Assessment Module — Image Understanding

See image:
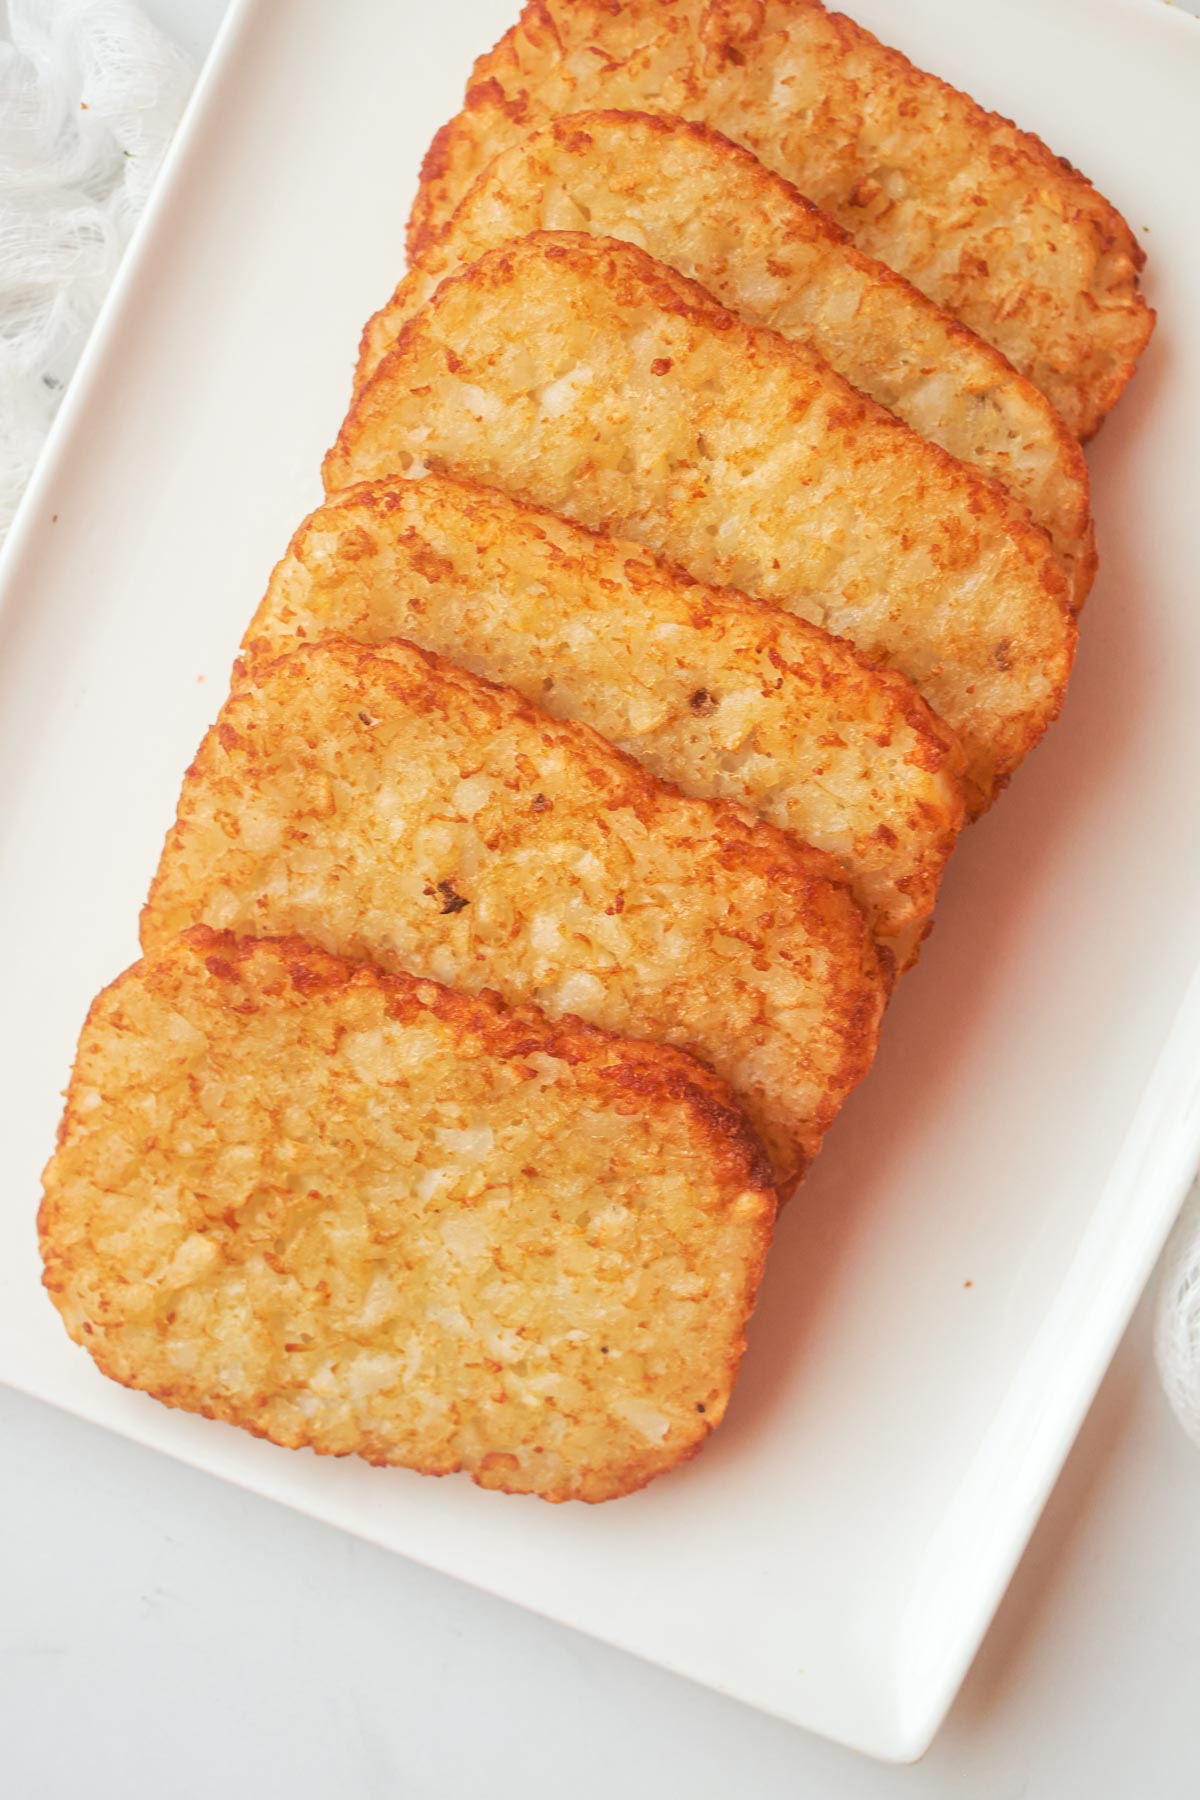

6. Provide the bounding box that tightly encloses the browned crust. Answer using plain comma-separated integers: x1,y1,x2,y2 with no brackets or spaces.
807,1,1155,437
140,634,888,1186
167,633,880,924
325,233,1077,814
813,5,1150,262
240,472,964,963
405,0,1155,437
251,472,963,776
247,476,966,777
46,925,777,1205
407,0,569,260
413,4,1151,266
376,105,1097,609
40,929,778,1503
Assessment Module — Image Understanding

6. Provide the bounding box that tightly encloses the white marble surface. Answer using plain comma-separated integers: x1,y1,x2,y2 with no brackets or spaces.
5,2,1200,1793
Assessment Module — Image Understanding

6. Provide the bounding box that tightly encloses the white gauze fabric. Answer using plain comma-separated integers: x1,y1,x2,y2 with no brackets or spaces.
0,0,192,540
1155,1178,1200,1446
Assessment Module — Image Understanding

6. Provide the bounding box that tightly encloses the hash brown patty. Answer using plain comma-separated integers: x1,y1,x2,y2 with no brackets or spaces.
40,929,776,1502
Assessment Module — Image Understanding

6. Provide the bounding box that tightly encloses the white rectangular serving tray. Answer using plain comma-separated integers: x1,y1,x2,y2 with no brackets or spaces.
2,0,1199,1763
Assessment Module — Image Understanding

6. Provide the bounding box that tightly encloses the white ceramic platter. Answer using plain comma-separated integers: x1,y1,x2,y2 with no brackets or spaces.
2,0,1198,1763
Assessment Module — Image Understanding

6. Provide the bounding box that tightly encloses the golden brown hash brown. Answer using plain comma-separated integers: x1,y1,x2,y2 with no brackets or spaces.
141,640,888,1192
244,474,964,965
326,234,1077,816
365,110,1094,608
408,0,1154,439
40,930,777,1503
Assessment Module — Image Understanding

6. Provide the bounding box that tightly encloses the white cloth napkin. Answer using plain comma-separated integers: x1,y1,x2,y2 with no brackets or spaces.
5,0,1200,1450
0,0,193,540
